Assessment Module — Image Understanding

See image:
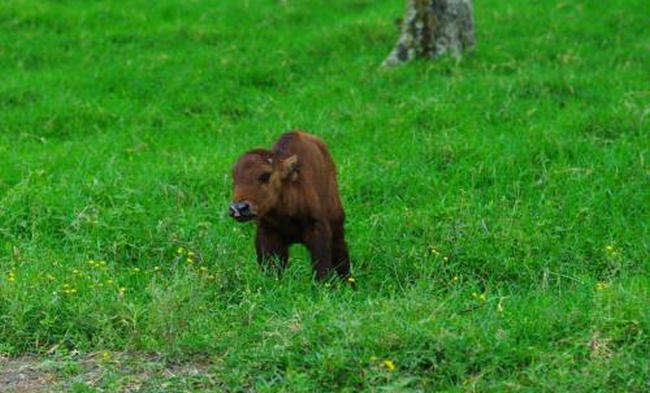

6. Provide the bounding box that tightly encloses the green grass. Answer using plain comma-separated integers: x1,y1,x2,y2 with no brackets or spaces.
1,0,649,391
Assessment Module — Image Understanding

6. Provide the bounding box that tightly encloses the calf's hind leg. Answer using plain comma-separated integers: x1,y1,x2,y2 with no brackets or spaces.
331,222,351,279
303,221,333,281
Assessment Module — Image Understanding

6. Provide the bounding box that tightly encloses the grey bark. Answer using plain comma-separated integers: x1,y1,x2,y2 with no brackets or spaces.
383,0,475,66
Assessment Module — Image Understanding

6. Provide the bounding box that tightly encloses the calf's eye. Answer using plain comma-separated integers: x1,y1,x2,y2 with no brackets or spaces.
258,172,271,184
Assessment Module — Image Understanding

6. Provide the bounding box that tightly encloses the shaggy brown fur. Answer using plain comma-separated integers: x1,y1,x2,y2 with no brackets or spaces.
229,131,350,281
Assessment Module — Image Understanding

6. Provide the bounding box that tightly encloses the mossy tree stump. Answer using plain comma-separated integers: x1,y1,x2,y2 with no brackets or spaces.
383,0,475,66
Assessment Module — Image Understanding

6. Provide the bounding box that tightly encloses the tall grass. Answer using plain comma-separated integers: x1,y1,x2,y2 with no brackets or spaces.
1,0,649,390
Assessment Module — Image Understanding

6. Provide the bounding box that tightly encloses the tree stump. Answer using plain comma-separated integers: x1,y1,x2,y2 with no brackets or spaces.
383,0,475,66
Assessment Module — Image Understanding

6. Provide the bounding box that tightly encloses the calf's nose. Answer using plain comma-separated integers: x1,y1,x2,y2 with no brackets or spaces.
229,201,251,217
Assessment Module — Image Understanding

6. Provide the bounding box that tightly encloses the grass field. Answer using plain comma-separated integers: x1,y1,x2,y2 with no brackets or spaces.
1,0,649,391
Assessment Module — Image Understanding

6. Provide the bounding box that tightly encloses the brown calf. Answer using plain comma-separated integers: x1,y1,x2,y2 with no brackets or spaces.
229,131,350,281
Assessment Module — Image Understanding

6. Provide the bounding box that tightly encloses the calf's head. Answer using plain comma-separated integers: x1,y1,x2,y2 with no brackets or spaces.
229,149,299,222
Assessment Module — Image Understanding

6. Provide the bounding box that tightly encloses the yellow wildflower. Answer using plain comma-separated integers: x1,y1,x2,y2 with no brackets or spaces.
102,351,111,362
63,287,77,295
383,359,396,371
472,292,487,302
347,276,356,283
443,256,449,262
596,282,608,290
452,275,458,282
430,247,440,255
119,287,126,296
186,257,193,264
187,251,195,257
177,246,185,254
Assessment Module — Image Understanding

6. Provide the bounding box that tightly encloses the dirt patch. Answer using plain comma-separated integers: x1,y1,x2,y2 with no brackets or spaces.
0,353,215,392
0,356,57,393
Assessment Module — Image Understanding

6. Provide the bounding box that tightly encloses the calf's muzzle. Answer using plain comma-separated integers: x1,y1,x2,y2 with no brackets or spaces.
229,201,253,221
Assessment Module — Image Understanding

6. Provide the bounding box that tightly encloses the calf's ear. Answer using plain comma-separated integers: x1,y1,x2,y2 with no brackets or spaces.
281,155,299,181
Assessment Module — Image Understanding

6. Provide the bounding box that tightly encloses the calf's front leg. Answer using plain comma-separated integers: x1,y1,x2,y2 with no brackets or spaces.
255,226,288,273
